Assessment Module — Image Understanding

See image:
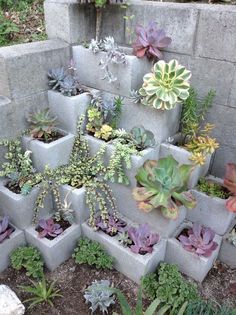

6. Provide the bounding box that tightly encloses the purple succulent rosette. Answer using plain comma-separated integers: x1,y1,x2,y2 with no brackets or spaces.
95,214,127,236
133,21,171,60
38,218,63,239
128,223,160,255
0,216,14,243
178,223,218,257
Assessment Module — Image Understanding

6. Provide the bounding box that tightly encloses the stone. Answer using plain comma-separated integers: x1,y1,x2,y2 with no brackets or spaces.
25,223,81,271
159,142,212,189
22,131,75,172
82,219,167,283
72,45,152,97
165,221,222,282
0,40,70,100
48,90,92,134
0,285,25,315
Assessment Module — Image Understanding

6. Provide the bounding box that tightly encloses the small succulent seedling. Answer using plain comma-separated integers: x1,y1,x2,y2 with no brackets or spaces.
95,214,127,236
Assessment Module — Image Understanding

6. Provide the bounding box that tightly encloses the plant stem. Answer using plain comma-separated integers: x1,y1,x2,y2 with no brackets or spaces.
96,7,103,40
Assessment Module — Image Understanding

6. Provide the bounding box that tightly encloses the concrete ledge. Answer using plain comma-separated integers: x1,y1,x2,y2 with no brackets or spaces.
0,40,70,99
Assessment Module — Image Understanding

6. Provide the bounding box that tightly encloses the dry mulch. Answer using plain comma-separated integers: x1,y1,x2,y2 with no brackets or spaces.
0,258,235,315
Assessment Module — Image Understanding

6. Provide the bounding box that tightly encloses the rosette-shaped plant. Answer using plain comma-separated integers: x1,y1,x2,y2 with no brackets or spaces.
224,163,236,212
132,155,196,219
38,218,63,239
139,59,191,110
178,223,218,257
133,21,171,59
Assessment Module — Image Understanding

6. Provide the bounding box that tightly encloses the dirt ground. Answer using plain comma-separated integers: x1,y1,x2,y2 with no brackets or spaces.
0,259,235,315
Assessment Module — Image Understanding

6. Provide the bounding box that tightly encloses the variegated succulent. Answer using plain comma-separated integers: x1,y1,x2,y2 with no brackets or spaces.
139,59,191,110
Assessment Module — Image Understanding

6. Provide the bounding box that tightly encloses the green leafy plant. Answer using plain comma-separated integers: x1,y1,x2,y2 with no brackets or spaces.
0,11,19,45
0,0,35,10
10,246,44,279
19,277,62,309
133,155,196,219
73,238,113,269
197,177,230,199
26,108,58,141
0,138,41,195
84,280,115,314
139,59,191,110
185,300,236,315
142,263,199,311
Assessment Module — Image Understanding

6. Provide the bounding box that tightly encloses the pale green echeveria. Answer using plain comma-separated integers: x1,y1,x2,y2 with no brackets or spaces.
132,155,196,219
139,59,191,110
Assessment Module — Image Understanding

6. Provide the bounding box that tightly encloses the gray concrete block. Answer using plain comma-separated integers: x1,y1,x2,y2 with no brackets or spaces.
44,1,96,43
25,223,81,271
22,131,74,172
219,221,236,268
120,99,181,143
165,221,222,282
228,67,236,108
73,45,152,97
0,224,26,273
58,185,87,224
0,181,53,230
110,183,187,238
160,142,212,189
195,7,236,63
48,90,91,134
211,145,236,179
82,220,166,283
0,40,70,99
86,134,160,188
189,176,235,235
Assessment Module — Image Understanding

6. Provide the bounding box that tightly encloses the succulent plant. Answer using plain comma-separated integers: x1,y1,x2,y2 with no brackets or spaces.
139,59,191,110
133,155,196,219
178,223,218,257
117,231,132,247
27,108,57,140
130,89,142,104
47,67,66,90
227,227,236,247
94,124,114,141
224,163,236,213
128,223,160,254
37,218,63,239
60,76,78,97
130,126,156,151
95,214,127,236
84,279,115,314
133,21,171,60
0,216,14,243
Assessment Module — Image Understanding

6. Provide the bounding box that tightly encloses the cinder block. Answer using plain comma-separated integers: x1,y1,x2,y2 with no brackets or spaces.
196,7,236,62
73,45,152,97
189,176,235,235
22,131,75,172
48,90,92,134
228,68,236,108
0,181,53,230
58,185,87,223
0,223,26,272
165,222,222,282
110,184,187,238
120,99,181,143
219,221,236,269
82,220,166,283
25,223,81,271
159,142,212,189
86,134,160,187
0,40,70,99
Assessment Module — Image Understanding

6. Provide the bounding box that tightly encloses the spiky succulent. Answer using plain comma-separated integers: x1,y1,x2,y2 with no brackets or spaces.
130,126,156,151
47,67,66,90
178,223,218,257
227,227,236,247
60,76,78,97
133,21,171,60
117,231,132,247
133,156,196,219
27,108,57,140
139,59,191,110
0,216,14,243
224,163,236,213
130,89,142,104
37,218,63,239
128,223,160,254
84,280,115,314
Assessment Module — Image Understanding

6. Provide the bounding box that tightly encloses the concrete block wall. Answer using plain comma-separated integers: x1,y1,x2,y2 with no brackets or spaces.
44,0,236,178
